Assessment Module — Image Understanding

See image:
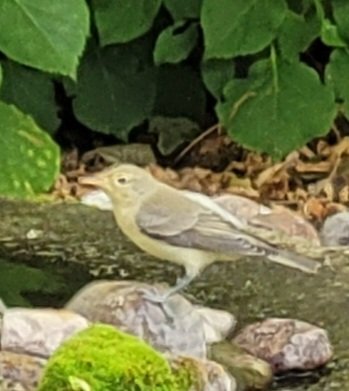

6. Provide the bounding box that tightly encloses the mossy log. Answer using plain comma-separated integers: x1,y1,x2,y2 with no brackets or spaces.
0,198,179,281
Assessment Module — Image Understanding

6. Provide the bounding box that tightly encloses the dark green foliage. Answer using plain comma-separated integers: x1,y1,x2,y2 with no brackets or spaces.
0,260,65,307
0,0,349,197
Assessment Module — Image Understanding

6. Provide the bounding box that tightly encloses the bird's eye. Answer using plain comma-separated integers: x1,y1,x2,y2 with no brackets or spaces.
117,177,128,185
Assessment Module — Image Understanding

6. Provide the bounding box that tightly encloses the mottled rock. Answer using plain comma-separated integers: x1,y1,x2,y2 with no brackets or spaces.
321,211,349,246
0,351,46,391
215,195,320,244
210,341,272,390
169,355,237,391
65,280,207,358
234,318,333,373
195,306,236,344
213,194,271,222
1,308,89,358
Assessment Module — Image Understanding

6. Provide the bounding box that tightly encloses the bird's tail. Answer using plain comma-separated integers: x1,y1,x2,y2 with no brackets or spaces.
268,249,321,274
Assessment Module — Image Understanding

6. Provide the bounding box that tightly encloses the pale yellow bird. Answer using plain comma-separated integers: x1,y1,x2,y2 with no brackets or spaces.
79,164,321,302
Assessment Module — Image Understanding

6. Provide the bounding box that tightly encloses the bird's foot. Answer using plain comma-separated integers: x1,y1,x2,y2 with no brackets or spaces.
139,274,196,304
137,286,171,304
137,287,178,321
140,289,170,304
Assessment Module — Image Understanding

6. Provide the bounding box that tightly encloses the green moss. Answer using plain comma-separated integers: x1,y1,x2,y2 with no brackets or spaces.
170,357,201,391
37,324,192,391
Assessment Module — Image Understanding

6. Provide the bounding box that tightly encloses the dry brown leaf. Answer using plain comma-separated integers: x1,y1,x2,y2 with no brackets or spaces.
227,175,253,189
316,140,331,157
225,186,260,199
303,198,327,221
299,146,316,159
225,161,247,175
338,186,349,203
288,188,309,203
294,161,332,174
255,151,298,188
331,136,349,157
245,153,271,177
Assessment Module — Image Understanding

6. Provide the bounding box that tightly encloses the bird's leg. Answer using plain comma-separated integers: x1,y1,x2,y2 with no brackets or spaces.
162,273,196,300
141,270,197,303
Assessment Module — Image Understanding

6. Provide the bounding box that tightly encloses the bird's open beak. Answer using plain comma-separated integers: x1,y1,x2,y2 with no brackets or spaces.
78,173,106,188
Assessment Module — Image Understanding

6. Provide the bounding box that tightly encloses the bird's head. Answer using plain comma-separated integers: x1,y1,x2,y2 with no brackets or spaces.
79,164,155,205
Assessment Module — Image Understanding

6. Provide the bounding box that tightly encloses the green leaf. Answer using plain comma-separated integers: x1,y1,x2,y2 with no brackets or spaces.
286,0,313,14
74,40,156,138
201,59,234,99
0,102,59,197
321,19,347,48
0,60,60,134
149,116,200,155
217,58,336,158
0,260,64,307
278,10,320,59
92,0,161,46
154,22,198,65
153,65,206,124
333,0,349,43
326,49,349,116
0,0,89,78
163,0,202,20
202,0,287,59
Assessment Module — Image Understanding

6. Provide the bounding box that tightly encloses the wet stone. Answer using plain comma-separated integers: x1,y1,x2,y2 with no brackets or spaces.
1,308,89,358
321,212,349,246
195,306,236,344
210,341,272,390
169,355,237,391
65,280,207,358
0,351,46,391
233,318,333,374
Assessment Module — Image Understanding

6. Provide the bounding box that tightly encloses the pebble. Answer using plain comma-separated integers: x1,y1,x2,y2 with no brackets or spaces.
321,211,349,246
80,189,113,211
1,308,89,358
169,355,237,391
233,318,333,373
195,306,236,344
209,341,272,390
0,351,46,391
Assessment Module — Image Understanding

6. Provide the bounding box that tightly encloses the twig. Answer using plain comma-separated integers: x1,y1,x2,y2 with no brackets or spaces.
174,124,221,165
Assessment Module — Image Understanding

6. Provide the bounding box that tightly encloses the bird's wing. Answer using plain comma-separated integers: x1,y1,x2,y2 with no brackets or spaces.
135,190,272,257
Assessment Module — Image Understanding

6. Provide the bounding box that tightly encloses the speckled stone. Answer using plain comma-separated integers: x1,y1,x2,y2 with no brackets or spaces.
195,306,236,344
1,308,89,358
65,280,207,359
0,351,46,391
210,194,320,244
233,318,333,373
321,211,349,246
169,355,237,391
209,341,272,390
